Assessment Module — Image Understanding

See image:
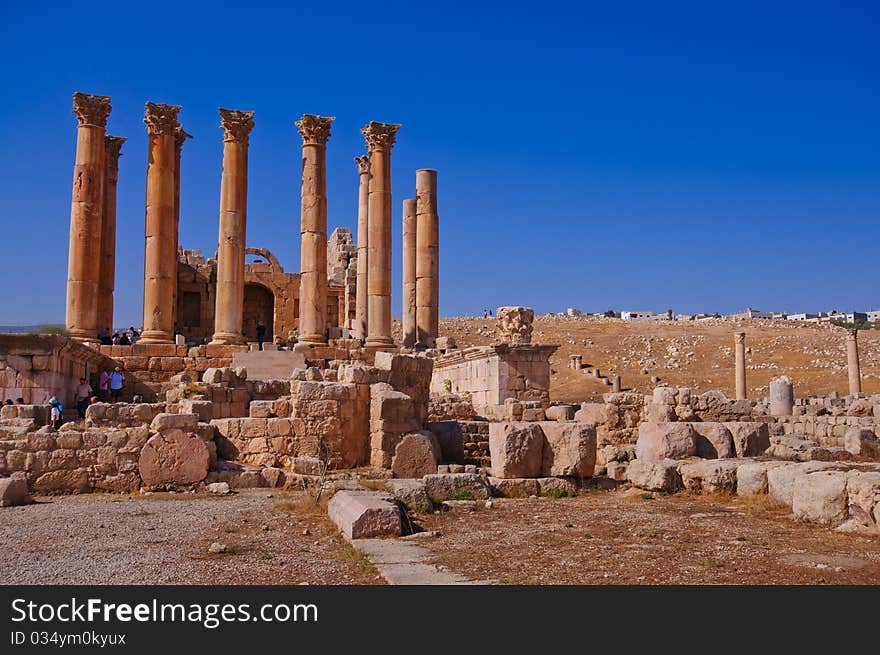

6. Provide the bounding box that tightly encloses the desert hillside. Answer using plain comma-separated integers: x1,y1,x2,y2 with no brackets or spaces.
429,316,880,403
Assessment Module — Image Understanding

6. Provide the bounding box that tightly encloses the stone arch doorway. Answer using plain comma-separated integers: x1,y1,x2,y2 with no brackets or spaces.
243,283,274,342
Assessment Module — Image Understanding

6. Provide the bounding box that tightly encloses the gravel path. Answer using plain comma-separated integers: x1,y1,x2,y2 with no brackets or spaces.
0,490,382,585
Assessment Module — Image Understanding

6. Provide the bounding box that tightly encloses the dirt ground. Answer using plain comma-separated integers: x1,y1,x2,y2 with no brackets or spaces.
417,489,880,584
429,316,880,402
0,490,382,585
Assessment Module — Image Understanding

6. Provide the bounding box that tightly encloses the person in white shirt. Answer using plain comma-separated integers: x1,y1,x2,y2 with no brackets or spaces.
75,377,92,419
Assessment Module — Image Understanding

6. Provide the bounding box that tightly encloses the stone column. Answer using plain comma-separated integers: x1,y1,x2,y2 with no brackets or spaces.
211,109,254,345
66,92,111,343
171,125,191,333
402,198,417,348
734,331,747,400
769,376,794,416
97,135,125,336
361,121,401,349
141,102,181,344
415,169,439,348
847,330,862,395
353,155,371,341
612,375,621,393
296,114,335,347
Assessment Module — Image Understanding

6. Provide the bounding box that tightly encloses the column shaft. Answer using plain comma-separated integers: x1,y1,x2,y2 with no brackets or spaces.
66,93,111,343
415,168,439,347
402,198,417,348
362,122,401,349
353,156,370,341
847,330,862,395
97,135,125,335
141,102,181,344
734,331,747,400
211,109,254,345
171,126,191,334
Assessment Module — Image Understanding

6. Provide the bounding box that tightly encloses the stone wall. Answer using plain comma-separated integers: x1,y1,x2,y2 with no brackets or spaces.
776,415,880,449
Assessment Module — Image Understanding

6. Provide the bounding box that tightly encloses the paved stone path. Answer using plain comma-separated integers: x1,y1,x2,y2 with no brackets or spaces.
352,537,491,585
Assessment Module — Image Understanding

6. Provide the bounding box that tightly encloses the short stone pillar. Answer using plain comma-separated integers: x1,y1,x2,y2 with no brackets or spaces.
362,121,401,349
769,375,794,417
353,155,371,341
570,354,582,370
415,169,439,348
734,331,747,400
846,330,861,395
66,92,112,344
496,306,534,344
401,198,417,348
97,134,125,336
141,102,181,344
211,109,255,345
296,114,335,346
612,375,621,393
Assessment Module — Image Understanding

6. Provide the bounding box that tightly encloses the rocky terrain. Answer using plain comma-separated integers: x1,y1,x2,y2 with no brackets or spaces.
434,316,880,403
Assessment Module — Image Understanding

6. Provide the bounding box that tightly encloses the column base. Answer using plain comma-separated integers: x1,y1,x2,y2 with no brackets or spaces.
298,333,328,347
210,332,246,346
364,336,396,351
138,330,174,345
68,329,100,346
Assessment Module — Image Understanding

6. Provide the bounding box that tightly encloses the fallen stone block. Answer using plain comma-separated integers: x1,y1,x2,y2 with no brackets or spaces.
537,477,578,496
792,470,848,526
691,422,735,459
150,413,199,433
545,404,577,421
392,432,441,479
635,422,697,461
0,472,31,507
489,422,543,478
736,461,785,496
539,421,597,478
139,429,210,488
488,477,540,498
390,479,433,514
179,399,214,422
724,422,771,458
766,461,844,508
626,458,683,492
327,490,402,539
845,471,880,527
423,473,491,502
844,427,880,458
679,459,740,493
605,461,628,481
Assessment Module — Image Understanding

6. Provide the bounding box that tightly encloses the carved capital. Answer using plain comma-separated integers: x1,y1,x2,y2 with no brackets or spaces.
847,329,859,342
144,102,182,136
355,154,371,176
174,125,192,155
361,121,401,152
219,108,255,145
734,331,746,344
72,92,111,128
104,135,126,167
295,114,335,146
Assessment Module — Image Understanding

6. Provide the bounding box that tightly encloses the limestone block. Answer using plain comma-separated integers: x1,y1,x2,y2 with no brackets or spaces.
848,399,874,417
538,421,597,478
792,470,848,526
327,490,402,539
844,427,880,458
488,422,543,478
573,402,606,425
391,431,441,479
626,458,682,492
537,477,578,496
138,429,210,488
179,399,213,422
249,400,276,419
390,479,433,513
845,471,880,526
33,469,90,494
767,461,843,507
423,473,491,502
488,477,540,497
150,413,198,433
545,404,577,421
679,459,740,493
690,422,735,459
736,461,785,496
724,422,771,458
0,473,31,507
635,422,697,461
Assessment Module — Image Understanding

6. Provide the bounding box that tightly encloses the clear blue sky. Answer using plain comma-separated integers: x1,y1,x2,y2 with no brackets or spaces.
1,1,878,326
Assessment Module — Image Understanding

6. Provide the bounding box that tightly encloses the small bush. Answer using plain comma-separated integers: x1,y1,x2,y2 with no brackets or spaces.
640,492,655,500
449,490,473,501
29,324,69,336
545,486,576,499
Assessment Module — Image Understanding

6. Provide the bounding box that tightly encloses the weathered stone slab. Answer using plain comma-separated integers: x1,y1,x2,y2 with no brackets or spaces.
150,413,199,433
392,432,441,479
423,473,491,502
390,479,433,513
844,427,880,458
792,471,848,526
767,461,843,507
0,472,31,507
626,458,682,492
691,422,735,459
538,421,596,478
488,422,543,478
488,477,540,497
679,459,740,493
138,429,210,488
724,422,770,458
327,490,402,539
635,422,697,461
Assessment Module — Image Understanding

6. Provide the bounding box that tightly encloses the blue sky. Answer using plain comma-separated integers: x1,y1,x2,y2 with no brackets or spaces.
1,1,878,326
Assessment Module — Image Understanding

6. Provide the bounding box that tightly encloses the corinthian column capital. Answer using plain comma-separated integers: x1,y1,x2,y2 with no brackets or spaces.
295,114,335,146
104,135,126,168
219,108,255,145
355,154,371,176
144,102,182,136
174,125,192,155
734,331,746,344
72,92,112,128
361,121,401,152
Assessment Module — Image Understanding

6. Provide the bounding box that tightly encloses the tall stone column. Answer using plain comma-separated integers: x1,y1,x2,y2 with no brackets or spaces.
295,114,334,347
211,109,255,345
141,102,181,344
415,168,439,347
171,125,191,333
66,92,111,344
361,121,401,349
97,135,126,336
353,155,371,341
734,331,747,400
402,198,417,348
847,330,862,395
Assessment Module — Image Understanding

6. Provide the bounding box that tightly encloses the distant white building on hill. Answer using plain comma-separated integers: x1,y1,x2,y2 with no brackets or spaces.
621,311,657,321
732,308,774,319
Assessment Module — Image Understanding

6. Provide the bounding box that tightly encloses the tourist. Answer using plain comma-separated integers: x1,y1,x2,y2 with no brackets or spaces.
48,397,63,430
127,326,139,344
98,328,112,345
256,321,266,351
99,369,111,401
75,377,92,419
3,399,12,406
111,333,121,345
108,367,125,402
15,397,24,405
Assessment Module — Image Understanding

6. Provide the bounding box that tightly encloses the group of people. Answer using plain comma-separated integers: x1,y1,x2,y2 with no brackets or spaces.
98,327,140,346
482,309,494,318
39,367,127,430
